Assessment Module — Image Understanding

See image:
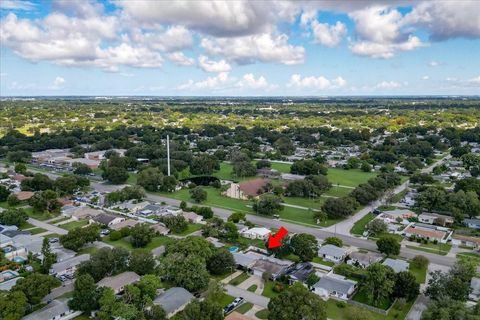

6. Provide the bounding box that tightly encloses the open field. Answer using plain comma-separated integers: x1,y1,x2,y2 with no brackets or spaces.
350,213,376,235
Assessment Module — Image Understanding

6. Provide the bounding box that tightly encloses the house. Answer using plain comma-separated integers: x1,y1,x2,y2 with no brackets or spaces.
117,200,150,213
257,168,281,179
380,209,416,222
347,251,383,269
22,298,81,320
240,227,271,240
97,271,140,294
418,213,454,226
451,234,480,249
90,213,125,227
109,219,140,231
280,173,305,181
469,277,480,301
382,258,409,273
318,245,348,264
251,258,292,280
232,252,260,270
403,224,451,243
70,207,102,220
182,211,202,224
206,237,224,248
464,219,480,230
139,204,182,217
0,277,23,291
0,224,18,235
12,234,43,256
65,158,100,169
151,223,170,235
14,191,34,201
0,233,13,248
312,274,357,300
286,262,314,284
50,254,90,277
223,179,269,200
153,287,194,318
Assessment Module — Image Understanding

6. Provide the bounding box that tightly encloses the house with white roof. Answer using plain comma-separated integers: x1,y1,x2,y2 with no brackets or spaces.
318,245,348,264
312,274,357,300
382,258,409,273
240,227,271,240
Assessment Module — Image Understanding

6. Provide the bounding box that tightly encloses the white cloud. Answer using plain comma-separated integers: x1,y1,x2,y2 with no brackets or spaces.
349,35,426,59
167,52,195,66
201,33,305,65
236,73,276,90
311,20,347,47
375,81,402,89
0,0,36,11
469,76,480,86
131,25,193,52
198,55,231,73
422,75,429,80
49,76,65,89
177,72,230,90
287,74,347,90
428,60,439,67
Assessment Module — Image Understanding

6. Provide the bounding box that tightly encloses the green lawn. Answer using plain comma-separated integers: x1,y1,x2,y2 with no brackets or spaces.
24,207,57,221
18,221,35,230
409,261,428,283
255,309,269,319
127,172,137,184
325,299,383,320
77,246,99,255
229,272,250,286
105,235,172,251
327,168,377,187
352,288,392,310
236,302,253,314
219,293,235,307
350,213,376,236
172,223,203,236
247,284,257,292
312,256,335,267
44,233,60,239
212,162,253,182
282,196,325,210
262,281,282,299
405,242,451,256
324,186,353,197
60,220,89,230
269,162,292,173
48,216,71,224
28,227,47,235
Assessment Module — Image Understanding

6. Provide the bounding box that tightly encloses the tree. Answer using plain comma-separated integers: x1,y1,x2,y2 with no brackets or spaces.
411,255,429,270
0,208,28,226
12,273,60,305
207,248,235,275
159,215,188,233
253,194,283,216
54,175,85,195
0,185,11,202
137,167,163,191
14,163,26,174
102,166,129,184
190,186,207,203
322,197,358,219
366,219,388,236
73,163,93,175
393,271,419,301
323,237,343,247
60,224,100,251
376,235,400,256
415,187,447,212
41,237,56,274
291,160,327,175
21,173,54,191
0,291,28,320
290,233,318,262
190,154,220,175
256,160,271,169
182,300,224,320
165,236,215,261
29,190,61,213
233,161,257,177
130,223,153,248
159,253,210,292
363,263,395,306
77,247,129,281
228,212,246,223
129,250,155,275
421,298,480,320
6,193,20,206
274,137,295,156
306,273,320,287
267,283,327,320
7,150,31,163
69,274,100,313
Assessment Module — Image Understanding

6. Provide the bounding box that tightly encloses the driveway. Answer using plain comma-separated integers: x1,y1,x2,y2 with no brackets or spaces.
225,284,270,309
406,294,429,320
237,275,264,295
28,218,68,235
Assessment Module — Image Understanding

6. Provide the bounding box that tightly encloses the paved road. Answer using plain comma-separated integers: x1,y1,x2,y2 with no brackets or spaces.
28,218,68,235
225,284,270,309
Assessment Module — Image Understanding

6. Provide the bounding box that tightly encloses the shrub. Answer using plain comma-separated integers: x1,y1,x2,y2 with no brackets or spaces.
336,301,346,308
411,255,429,269
109,230,122,241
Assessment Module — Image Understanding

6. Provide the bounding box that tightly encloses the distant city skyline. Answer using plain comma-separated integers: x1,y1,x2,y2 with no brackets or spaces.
1,0,479,96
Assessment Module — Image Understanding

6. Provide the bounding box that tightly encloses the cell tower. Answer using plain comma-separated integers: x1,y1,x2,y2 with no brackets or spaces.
167,135,171,176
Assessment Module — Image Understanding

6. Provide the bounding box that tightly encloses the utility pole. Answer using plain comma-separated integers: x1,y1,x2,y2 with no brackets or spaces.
167,135,171,176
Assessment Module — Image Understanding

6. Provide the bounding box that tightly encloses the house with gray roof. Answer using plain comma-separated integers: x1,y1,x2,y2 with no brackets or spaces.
382,258,409,273
50,254,90,276
90,213,125,227
347,251,383,269
153,287,194,318
318,244,348,264
22,298,81,320
464,219,480,230
313,274,357,300
97,271,140,294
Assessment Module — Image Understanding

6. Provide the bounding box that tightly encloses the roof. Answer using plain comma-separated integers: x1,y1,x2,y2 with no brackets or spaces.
464,219,480,225
233,252,259,268
14,191,34,201
349,251,383,265
92,213,118,225
313,275,357,295
0,277,22,291
225,312,253,320
110,219,139,230
97,271,140,292
151,223,170,234
452,234,480,245
286,262,314,282
12,234,43,253
23,299,72,320
183,211,202,221
382,258,409,273
318,244,347,257
153,287,194,315
251,259,288,275
471,277,480,295
382,209,415,217
50,254,90,274
404,225,446,240
280,173,305,181
238,179,269,197
72,207,102,218
243,227,271,236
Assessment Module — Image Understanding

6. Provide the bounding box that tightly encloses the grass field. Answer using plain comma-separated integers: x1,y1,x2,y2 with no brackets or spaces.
60,220,89,230
247,285,257,292
172,223,203,236
353,289,392,310
219,293,235,307
255,309,269,319
327,168,377,187
103,235,172,251
48,216,71,224
406,242,451,256
269,162,292,173
409,261,428,283
325,298,414,320
262,281,281,298
28,227,47,235
236,302,253,314
229,272,250,286
350,213,376,235
18,221,35,230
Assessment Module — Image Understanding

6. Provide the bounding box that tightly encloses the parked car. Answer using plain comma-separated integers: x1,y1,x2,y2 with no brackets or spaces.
223,297,245,315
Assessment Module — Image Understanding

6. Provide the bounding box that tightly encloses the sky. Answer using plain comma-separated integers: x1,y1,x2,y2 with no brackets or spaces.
0,0,479,96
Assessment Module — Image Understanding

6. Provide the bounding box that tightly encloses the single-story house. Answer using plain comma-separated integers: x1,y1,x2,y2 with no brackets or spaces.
286,262,314,284
0,277,23,291
470,277,480,301
70,207,102,220
90,213,125,227
182,211,202,224
12,234,43,256
139,204,182,217
382,258,409,273
117,200,150,213
50,254,90,277
418,213,454,226
232,252,260,270
464,219,480,230
0,224,17,235
452,234,480,249
240,227,271,240
51,246,76,263
280,173,305,181
151,223,170,236
65,158,100,169
206,237,224,248
251,258,292,280
14,191,34,201
347,251,383,269
151,245,166,258
109,219,140,231
312,274,357,300
223,179,269,200
97,271,140,294
0,233,13,248
257,168,281,179
153,287,194,318
22,298,81,320
318,245,348,264
403,224,451,243
379,209,416,222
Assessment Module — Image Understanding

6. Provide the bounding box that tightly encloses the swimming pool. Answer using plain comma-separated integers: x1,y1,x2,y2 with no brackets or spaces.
228,246,239,253
0,270,19,282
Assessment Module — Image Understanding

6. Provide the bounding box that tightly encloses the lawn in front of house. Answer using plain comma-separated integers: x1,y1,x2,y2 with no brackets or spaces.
229,272,250,286
60,219,89,230
28,227,47,235
352,288,392,310
282,196,325,210
18,221,35,230
171,223,203,236
325,299,384,320
405,242,451,256
409,261,428,283
103,235,171,251
269,162,292,173
236,302,253,314
324,186,353,198
312,256,335,267
262,281,283,299
24,207,58,221
255,309,270,319
219,293,235,307
350,213,376,236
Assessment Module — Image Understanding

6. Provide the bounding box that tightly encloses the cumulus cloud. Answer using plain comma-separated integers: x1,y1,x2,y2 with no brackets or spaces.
50,76,65,89
131,25,193,53
375,81,402,89
201,33,305,65
0,0,36,11
167,52,195,66
422,75,429,80
310,20,347,47
177,72,230,90
236,73,276,90
287,74,347,90
429,60,439,67
198,55,231,73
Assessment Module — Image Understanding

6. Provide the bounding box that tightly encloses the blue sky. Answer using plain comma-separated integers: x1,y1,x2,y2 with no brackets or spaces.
1,0,479,96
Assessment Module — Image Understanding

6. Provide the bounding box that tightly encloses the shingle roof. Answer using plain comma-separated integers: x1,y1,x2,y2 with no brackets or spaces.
50,254,90,274
314,275,357,295
153,287,194,315
318,244,347,257
23,299,72,320
239,179,269,197
92,213,118,225
97,271,140,292
382,258,409,273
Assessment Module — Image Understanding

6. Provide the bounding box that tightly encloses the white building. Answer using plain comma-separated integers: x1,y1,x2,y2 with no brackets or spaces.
240,227,271,240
